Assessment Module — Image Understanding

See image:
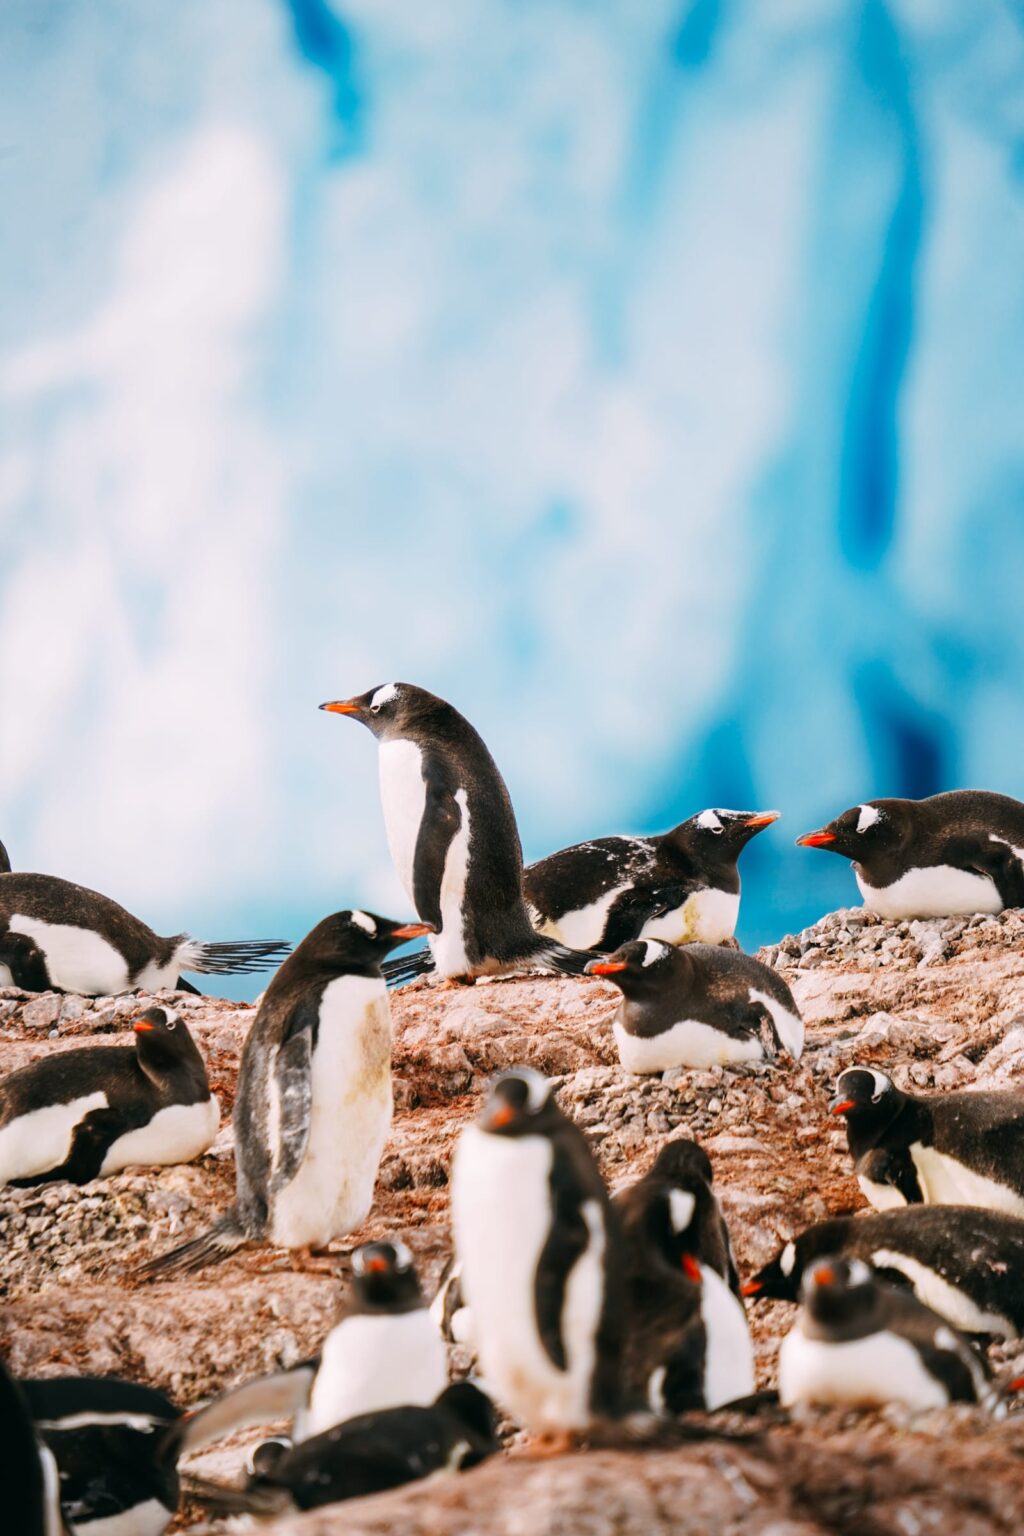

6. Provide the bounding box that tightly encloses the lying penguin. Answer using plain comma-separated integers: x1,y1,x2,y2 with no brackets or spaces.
0,1006,218,1187
830,1066,1024,1218
743,1205,1024,1341
796,789,1024,919
524,808,779,951
616,1139,753,1412
778,1257,1000,1414
586,939,803,1072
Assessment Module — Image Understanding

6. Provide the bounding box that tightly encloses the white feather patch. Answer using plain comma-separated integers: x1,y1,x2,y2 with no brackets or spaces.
857,804,881,832
749,988,804,1059
0,1091,108,1184
371,683,400,708
695,810,723,832
668,1189,696,1232
869,1248,1013,1339
349,910,377,935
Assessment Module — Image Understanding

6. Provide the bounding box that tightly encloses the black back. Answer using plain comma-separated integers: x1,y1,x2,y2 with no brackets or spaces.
0,873,179,975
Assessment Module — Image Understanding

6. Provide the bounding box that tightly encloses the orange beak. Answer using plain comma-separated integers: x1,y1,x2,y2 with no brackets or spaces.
319,698,362,715
741,1278,763,1297
390,922,435,940
813,1265,836,1287
744,812,780,828
585,960,628,976
486,1103,516,1131
1009,1376,1024,1394
796,830,836,848
830,1099,855,1116
132,1019,155,1033
364,1256,390,1273
681,1253,702,1284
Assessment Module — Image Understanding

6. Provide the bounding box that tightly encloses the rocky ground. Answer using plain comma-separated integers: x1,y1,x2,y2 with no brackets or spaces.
4,906,1024,1532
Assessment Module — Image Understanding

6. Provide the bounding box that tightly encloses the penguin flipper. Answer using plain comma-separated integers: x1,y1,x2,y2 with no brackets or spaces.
165,1363,319,1460
534,1165,593,1371
656,1320,708,1414
412,762,462,931
9,1107,134,1188
137,1209,249,1278
953,836,1024,909
270,1029,313,1192
857,1147,923,1204
602,884,688,950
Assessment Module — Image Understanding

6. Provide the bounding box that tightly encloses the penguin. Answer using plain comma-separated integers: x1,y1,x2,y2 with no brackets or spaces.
0,870,290,995
141,911,431,1274
585,939,803,1073
174,1240,448,1447
0,1359,65,1536
20,1374,183,1536
449,1068,624,1435
777,1257,999,1414
0,1006,219,1188
829,1065,1024,1218
743,1205,1024,1341
319,683,593,984
524,808,779,951
429,1256,473,1345
616,1140,753,1412
0,838,11,874
0,928,53,992
796,789,1024,919
186,1382,500,1518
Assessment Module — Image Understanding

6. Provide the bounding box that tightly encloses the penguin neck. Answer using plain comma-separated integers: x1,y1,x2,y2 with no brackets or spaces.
351,1272,425,1314
659,828,738,883
803,1285,883,1342
845,1095,924,1159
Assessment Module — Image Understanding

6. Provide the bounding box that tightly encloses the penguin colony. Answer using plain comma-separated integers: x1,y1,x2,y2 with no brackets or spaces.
5,685,1024,1528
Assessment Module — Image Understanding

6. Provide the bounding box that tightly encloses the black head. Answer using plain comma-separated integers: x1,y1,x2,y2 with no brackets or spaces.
436,1381,500,1449
350,1239,423,1311
669,808,780,860
828,1066,902,1129
0,930,50,992
0,839,10,874
796,799,911,863
290,910,434,977
799,1254,879,1331
645,1137,714,1190
477,1067,559,1137
743,1228,827,1302
319,682,441,742
585,938,682,995
132,1006,207,1077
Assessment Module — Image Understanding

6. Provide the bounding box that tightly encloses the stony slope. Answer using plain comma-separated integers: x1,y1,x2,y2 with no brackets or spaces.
3,906,1024,1532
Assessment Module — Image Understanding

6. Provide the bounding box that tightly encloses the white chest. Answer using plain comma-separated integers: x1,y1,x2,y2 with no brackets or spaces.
640,887,740,946
614,1012,763,1074
778,1326,947,1412
0,1090,108,1185
99,1097,220,1176
269,975,393,1250
868,1247,1014,1339
910,1143,1024,1218
7,913,131,995
857,865,1003,920
430,787,473,977
857,1174,909,1212
378,739,427,905
304,1307,448,1438
698,1263,755,1409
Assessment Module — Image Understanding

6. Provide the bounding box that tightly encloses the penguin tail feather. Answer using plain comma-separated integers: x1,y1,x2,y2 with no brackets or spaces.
136,1211,248,1279
177,939,292,976
381,945,436,988
530,939,601,977
179,1472,289,1517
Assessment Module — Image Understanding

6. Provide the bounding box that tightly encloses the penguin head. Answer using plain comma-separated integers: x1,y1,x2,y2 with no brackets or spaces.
670,808,780,859
478,1067,557,1137
646,1136,714,1191
743,1232,817,1301
319,682,432,741
796,799,909,862
132,1007,206,1076
0,839,10,873
436,1381,500,1453
0,929,50,991
296,911,434,974
350,1238,423,1310
585,938,679,993
799,1255,879,1331
829,1066,902,1129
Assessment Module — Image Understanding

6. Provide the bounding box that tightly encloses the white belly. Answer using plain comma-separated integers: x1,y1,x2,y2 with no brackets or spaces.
699,1263,755,1409
451,1125,605,1431
857,1175,909,1212
0,1091,108,1184
304,1308,448,1438
857,866,1002,920
99,1097,220,1176
778,1326,947,1412
613,1014,763,1074
269,975,393,1250
910,1144,1024,1218
7,914,131,995
533,883,631,950
71,1500,171,1536
378,739,427,908
749,988,803,1059
429,788,473,978
0,964,12,986
640,888,740,946
869,1247,1014,1339
132,954,185,991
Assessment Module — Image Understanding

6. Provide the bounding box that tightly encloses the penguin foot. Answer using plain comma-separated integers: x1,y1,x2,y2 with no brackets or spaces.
518,1430,577,1459
289,1244,340,1275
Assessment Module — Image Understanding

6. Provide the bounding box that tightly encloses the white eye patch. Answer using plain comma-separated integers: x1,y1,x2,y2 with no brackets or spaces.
838,1066,892,1102
642,940,668,967
847,1258,872,1285
668,1189,696,1233
350,911,377,936
857,804,881,832
695,810,724,832
390,1238,413,1270
370,683,399,709
780,1241,796,1276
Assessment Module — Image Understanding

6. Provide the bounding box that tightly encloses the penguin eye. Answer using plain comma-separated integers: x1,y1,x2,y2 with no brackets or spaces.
370,702,382,714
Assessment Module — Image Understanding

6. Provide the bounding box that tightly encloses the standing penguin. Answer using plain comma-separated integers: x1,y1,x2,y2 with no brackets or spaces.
142,911,431,1274
0,1006,219,1188
778,1257,998,1413
743,1205,1024,1341
525,808,779,951
450,1068,623,1436
796,790,1024,918
320,684,593,983
586,940,803,1072
616,1139,753,1412
829,1066,1024,1217
0,870,289,995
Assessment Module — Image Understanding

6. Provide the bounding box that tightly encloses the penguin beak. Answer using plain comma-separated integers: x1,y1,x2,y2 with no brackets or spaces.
681,1253,702,1284
829,1097,856,1116
319,698,363,716
132,1019,156,1033
363,1256,390,1274
585,959,628,976
741,1278,763,1297
796,829,836,848
812,1265,837,1288
743,812,780,829
484,1102,516,1131
390,922,435,940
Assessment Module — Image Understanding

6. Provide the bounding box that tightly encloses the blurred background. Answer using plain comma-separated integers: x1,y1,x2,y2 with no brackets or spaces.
2,1,1023,998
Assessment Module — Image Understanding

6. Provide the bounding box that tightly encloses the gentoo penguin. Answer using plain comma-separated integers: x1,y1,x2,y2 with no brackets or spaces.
829,1065,1024,1218
586,940,803,1072
616,1139,753,1412
0,839,10,874
524,808,779,951
142,911,431,1274
796,789,1024,918
320,683,592,983
450,1068,623,1434
0,1359,65,1536
778,1257,998,1413
743,1205,1024,1341
175,1240,448,1447
188,1383,500,1518
21,1374,183,1536
0,870,289,995
0,1006,219,1187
